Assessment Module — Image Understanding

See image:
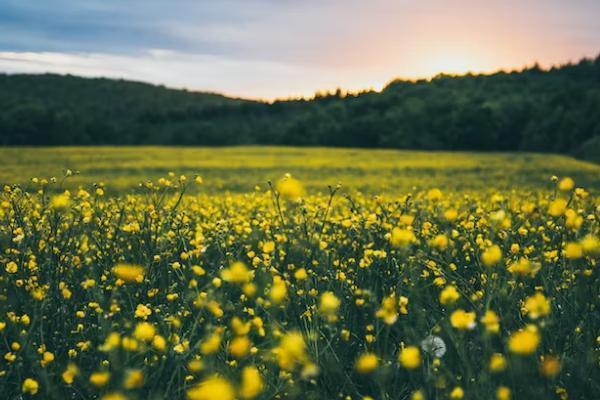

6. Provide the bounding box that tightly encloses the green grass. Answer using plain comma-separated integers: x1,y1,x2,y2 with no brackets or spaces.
1,146,599,194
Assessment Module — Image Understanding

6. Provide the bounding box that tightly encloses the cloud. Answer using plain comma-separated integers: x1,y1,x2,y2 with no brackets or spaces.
0,50,390,99
0,0,599,98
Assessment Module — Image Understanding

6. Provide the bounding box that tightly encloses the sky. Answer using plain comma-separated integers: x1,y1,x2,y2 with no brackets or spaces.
0,0,598,100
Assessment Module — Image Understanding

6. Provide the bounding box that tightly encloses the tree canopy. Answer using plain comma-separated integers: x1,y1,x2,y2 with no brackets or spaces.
1,57,599,161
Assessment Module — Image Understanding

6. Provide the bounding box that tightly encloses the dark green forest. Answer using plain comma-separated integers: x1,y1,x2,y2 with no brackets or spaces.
1,56,599,160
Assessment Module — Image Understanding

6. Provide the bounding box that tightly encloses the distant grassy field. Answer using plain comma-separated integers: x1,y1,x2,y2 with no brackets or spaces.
0,146,598,194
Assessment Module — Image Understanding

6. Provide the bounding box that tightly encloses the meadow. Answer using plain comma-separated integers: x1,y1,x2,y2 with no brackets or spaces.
0,147,599,400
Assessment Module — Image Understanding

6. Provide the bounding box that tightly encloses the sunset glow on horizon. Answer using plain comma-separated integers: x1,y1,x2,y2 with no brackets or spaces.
0,0,598,99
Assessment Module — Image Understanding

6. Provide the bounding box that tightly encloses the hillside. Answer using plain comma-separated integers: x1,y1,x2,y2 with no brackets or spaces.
0,57,599,159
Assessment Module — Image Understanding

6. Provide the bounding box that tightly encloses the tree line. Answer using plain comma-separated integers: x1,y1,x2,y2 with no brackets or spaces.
1,56,599,161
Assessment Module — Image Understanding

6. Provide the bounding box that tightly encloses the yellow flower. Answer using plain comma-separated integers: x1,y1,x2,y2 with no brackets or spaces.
5,261,17,274
399,346,421,369
481,245,502,266
355,353,378,374
294,268,308,280
563,242,583,259
390,227,415,248
152,335,167,352
450,386,464,399
40,351,54,367
431,234,449,251
548,198,567,217
22,378,39,395
496,386,511,400
239,366,264,399
200,333,222,355
228,335,251,359
376,295,398,324
558,177,574,191
540,355,561,378
450,309,476,330
134,304,152,319
221,261,252,284
133,322,156,342
411,390,426,400
581,235,600,257
50,193,71,209
319,291,341,316
113,263,144,283
507,258,540,277
439,285,460,305
427,188,443,201
489,353,507,372
262,241,276,253
62,363,79,385
274,331,308,371
187,375,235,400
269,276,288,304
481,310,500,333
509,325,541,355
89,371,110,387
276,174,305,201
101,393,127,400
523,292,551,319
123,369,144,389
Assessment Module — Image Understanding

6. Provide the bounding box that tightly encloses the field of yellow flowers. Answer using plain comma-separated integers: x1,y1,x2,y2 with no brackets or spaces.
1,151,600,399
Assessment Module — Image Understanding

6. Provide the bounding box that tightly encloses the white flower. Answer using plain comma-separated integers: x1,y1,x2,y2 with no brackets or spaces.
421,335,446,358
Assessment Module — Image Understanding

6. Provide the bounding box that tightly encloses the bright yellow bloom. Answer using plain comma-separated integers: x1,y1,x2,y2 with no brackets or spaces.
481,245,502,266
22,378,39,395
149,334,165,352
101,393,127,400
450,309,476,330
399,346,421,369
507,258,540,277
450,386,464,399
439,285,460,305
294,268,308,280
239,366,264,399
269,276,288,304
187,375,235,400
319,291,341,316
228,335,251,359
276,175,305,201
390,227,415,248
200,333,222,355
563,242,583,259
50,193,71,209
496,386,511,400
523,292,551,319
113,263,144,283
89,371,110,387
262,241,276,253
509,325,541,355
62,363,79,385
427,188,443,201
581,235,600,257
558,177,574,191
431,234,449,251
5,261,17,274
123,369,144,389
274,331,308,371
134,304,152,319
221,261,252,284
133,322,156,342
355,353,378,374
489,353,507,372
548,198,567,217
481,310,500,333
